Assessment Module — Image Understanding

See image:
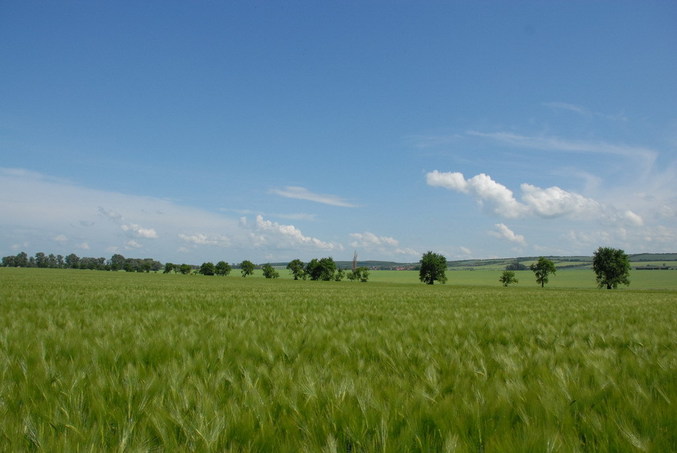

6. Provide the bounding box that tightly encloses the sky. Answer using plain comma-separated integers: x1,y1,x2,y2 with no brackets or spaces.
1,1,676,264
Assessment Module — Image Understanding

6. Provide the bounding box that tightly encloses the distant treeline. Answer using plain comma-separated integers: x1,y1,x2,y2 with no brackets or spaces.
1,251,162,273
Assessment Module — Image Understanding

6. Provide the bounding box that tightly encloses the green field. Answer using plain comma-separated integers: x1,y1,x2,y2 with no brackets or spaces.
1,268,675,451
367,269,677,289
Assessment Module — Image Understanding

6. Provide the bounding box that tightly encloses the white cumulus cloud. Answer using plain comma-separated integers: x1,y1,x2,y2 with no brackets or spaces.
520,183,600,218
255,215,340,250
349,232,418,258
350,232,399,247
126,240,142,249
490,223,526,245
178,233,230,247
426,171,526,218
426,170,643,225
121,223,158,239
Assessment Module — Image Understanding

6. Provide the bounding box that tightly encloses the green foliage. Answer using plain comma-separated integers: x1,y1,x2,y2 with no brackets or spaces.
505,260,527,271
0,268,675,451
178,264,192,275
499,270,518,287
261,263,279,279
215,261,231,276
305,257,337,281
419,251,447,285
348,266,370,282
240,260,255,277
593,247,631,289
163,262,175,274
530,257,557,288
286,259,305,280
199,262,215,276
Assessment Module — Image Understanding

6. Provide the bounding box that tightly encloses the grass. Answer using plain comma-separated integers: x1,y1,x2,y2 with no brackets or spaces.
0,268,675,451
367,269,677,289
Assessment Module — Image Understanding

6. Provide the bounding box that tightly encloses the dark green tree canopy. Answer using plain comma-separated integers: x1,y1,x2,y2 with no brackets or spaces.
592,247,631,289
286,259,305,280
199,262,215,276
419,251,447,285
240,260,255,277
530,257,556,287
305,257,337,281
262,263,279,279
215,261,232,276
499,270,518,287
348,266,370,282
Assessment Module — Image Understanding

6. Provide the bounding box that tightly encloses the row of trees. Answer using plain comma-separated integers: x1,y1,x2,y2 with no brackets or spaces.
1,252,162,272
2,247,632,289
422,247,632,290
190,257,371,282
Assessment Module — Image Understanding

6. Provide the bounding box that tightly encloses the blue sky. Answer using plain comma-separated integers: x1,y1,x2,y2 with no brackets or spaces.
1,1,676,264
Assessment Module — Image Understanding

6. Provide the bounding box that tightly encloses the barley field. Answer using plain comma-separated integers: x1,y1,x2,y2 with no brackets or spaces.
0,268,675,451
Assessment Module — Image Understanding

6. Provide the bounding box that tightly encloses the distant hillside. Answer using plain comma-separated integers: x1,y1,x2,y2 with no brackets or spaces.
270,253,677,271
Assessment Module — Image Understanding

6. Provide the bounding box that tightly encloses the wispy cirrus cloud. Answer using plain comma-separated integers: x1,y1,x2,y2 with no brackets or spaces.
466,131,657,171
543,102,628,121
270,186,357,207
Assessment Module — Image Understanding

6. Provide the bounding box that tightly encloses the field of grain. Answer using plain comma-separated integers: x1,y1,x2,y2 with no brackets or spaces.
1,268,675,451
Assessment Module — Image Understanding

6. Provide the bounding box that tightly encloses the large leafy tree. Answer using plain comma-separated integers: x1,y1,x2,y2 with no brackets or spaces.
199,262,215,276
305,257,337,281
240,260,255,277
592,247,631,289
530,257,556,288
262,263,279,279
215,261,231,276
64,253,79,269
110,254,126,271
286,259,305,280
419,251,447,285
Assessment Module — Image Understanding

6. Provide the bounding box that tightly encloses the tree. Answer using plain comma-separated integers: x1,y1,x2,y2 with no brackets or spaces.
65,253,79,269
178,264,192,275
199,262,215,276
215,261,231,276
164,262,175,274
110,254,126,271
305,257,337,281
35,252,48,268
592,247,631,289
262,263,279,279
240,260,255,277
348,266,370,282
499,270,518,287
286,259,305,280
530,257,556,288
419,251,447,285
334,268,345,282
